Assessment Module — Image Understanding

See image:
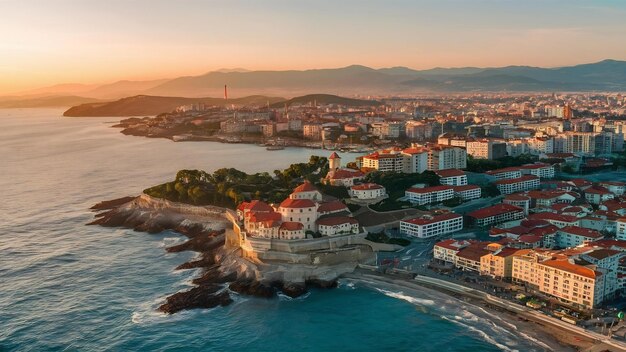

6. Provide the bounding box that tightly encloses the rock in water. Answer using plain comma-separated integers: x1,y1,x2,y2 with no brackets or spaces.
158,285,232,314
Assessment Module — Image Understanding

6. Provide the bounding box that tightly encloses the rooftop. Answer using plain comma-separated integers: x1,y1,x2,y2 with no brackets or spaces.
279,198,316,209
495,175,539,185
434,169,465,178
467,203,523,219
406,185,454,194
403,212,462,225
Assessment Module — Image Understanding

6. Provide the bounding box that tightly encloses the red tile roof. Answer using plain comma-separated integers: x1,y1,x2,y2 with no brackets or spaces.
435,239,473,251
452,185,481,192
495,175,539,185
329,168,364,180
467,203,523,219
504,194,531,202
316,216,358,226
434,169,465,178
486,167,522,175
351,183,384,191
293,181,318,193
406,185,454,194
317,200,348,213
558,226,603,239
456,242,491,262
280,222,304,231
540,260,599,279
528,212,578,223
279,198,316,208
329,152,340,159
520,163,552,170
239,200,273,213
248,211,282,223
585,248,621,260
403,212,462,225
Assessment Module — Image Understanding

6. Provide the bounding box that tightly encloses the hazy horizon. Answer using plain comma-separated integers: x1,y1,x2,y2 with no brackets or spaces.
2,0,626,95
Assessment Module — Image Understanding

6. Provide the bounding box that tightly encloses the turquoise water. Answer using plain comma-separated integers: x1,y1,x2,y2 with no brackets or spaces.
0,109,551,351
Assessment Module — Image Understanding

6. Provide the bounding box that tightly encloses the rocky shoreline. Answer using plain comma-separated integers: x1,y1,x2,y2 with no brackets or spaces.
89,195,342,314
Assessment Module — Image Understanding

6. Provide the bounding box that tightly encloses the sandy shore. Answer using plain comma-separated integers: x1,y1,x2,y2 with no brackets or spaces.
343,270,621,352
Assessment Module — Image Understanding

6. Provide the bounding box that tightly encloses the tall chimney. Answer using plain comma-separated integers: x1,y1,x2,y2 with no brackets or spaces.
224,85,228,100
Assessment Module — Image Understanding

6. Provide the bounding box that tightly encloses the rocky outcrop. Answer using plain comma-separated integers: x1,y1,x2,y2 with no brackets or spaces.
90,195,363,314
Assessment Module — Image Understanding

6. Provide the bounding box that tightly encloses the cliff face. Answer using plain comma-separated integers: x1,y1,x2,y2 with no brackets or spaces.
89,195,362,314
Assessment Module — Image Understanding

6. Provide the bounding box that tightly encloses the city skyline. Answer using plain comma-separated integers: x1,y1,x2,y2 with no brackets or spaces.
2,0,626,94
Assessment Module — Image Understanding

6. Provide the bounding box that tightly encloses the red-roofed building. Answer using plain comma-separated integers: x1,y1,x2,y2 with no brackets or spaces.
503,194,531,215
545,226,604,248
406,185,455,205
456,242,492,272
279,222,305,240
434,239,473,264
290,181,322,201
480,247,519,278
528,212,579,228
350,183,386,200
317,216,359,236
324,168,364,187
520,162,555,178
495,175,540,195
434,169,467,186
400,212,463,239
452,185,481,201
485,167,522,180
584,186,615,205
467,204,525,227
317,200,349,215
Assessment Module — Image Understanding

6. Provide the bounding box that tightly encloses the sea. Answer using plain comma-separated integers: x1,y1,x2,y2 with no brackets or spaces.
0,108,558,351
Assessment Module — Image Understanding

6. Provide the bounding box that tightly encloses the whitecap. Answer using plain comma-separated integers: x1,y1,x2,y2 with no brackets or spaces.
375,288,435,306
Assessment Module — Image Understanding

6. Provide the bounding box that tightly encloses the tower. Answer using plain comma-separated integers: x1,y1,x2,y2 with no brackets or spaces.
329,152,341,170
224,85,228,100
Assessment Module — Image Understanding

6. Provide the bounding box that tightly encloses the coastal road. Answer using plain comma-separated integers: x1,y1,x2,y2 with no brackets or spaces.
365,271,626,352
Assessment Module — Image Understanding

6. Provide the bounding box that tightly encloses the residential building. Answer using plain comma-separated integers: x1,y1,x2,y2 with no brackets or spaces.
485,167,522,181
452,185,481,201
400,213,463,239
466,204,525,227
520,163,555,179
350,183,386,200
427,144,467,171
433,239,472,264
405,185,455,205
495,175,540,195
434,169,467,186
316,216,359,236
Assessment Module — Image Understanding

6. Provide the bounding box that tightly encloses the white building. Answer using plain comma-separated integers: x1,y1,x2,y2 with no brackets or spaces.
520,163,555,179
317,216,359,236
427,145,467,171
433,239,472,263
400,213,463,239
350,183,386,200
405,185,455,205
434,169,467,186
452,185,481,201
616,218,626,241
495,175,540,195
277,198,318,231
486,167,522,181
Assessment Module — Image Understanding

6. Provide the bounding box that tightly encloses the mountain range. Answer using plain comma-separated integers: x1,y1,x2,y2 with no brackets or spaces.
5,59,626,108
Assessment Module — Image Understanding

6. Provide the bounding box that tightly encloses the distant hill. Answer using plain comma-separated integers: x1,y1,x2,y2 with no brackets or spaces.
0,95,101,108
63,95,285,117
14,59,626,101
270,94,381,108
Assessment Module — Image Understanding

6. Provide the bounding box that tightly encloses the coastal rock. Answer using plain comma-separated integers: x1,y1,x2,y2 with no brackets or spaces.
280,282,308,298
229,280,276,298
158,285,232,314
306,279,338,289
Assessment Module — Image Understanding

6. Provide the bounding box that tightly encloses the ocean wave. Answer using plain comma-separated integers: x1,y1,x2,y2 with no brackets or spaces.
277,291,311,301
375,288,435,307
441,315,519,352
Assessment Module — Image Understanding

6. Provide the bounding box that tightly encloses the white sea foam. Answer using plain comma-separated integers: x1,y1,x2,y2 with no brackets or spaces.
441,315,518,352
375,288,435,306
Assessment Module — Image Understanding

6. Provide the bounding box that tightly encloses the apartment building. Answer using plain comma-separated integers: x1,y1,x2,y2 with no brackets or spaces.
405,185,455,205
495,175,540,195
400,213,463,239
466,203,525,227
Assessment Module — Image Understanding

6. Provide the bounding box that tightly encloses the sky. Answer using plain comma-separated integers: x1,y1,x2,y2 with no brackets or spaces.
1,0,626,94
